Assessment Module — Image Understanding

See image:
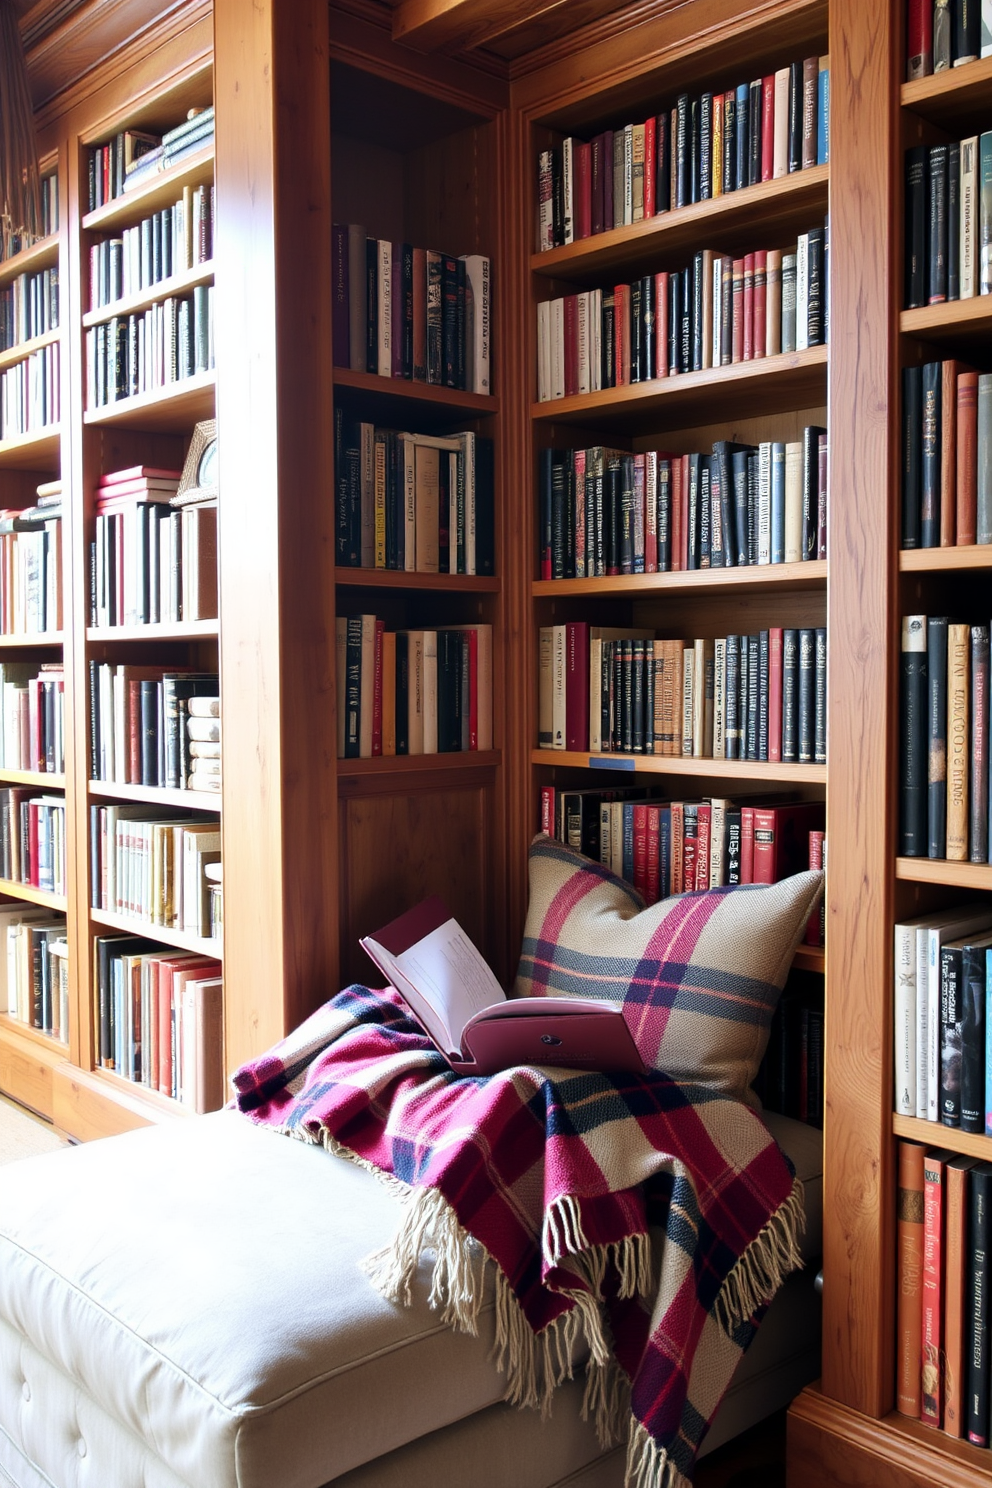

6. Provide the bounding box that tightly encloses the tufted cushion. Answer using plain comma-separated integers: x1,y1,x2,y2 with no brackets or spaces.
514,835,823,1106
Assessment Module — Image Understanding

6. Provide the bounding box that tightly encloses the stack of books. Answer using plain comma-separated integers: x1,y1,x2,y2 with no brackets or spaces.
88,665,219,791
122,107,216,193
0,480,62,634
186,696,220,794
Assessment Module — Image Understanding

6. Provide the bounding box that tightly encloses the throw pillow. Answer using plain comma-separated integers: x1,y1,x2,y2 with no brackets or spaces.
514,834,823,1106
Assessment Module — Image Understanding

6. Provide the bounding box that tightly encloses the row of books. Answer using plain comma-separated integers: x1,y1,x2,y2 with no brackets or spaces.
540,790,824,904
335,617,493,759
756,974,825,1126
94,936,223,1111
0,504,62,636
0,663,64,775
0,342,59,439
0,175,58,261
333,416,495,575
906,0,992,79
902,361,992,548
91,498,217,627
1,904,67,1041
90,809,220,938
539,431,827,580
88,183,213,310
906,136,992,310
536,58,829,250
122,109,215,194
535,229,827,401
539,624,827,764
900,616,992,862
84,286,214,408
88,667,219,793
0,787,66,896
896,1141,992,1445
85,109,214,210
188,708,220,796
0,268,59,353
331,225,491,395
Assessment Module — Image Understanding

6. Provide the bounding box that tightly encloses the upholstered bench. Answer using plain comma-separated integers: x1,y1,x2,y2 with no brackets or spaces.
0,1108,821,1488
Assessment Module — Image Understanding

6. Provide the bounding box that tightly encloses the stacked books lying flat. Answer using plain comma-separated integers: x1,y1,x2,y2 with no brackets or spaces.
906,135,992,309
757,971,824,1126
0,786,66,895
902,361,992,548
90,809,220,939
896,1141,992,1447
89,465,217,626
186,698,220,795
89,183,213,310
906,0,991,80
123,108,216,194
0,266,58,352
0,340,59,439
94,935,222,1111
0,174,57,261
0,662,64,774
537,229,826,404
334,416,494,575
540,623,827,763
0,481,62,634
541,788,824,903
900,616,992,860
84,285,214,408
537,58,829,251
1,905,67,1041
332,225,491,394
87,109,215,210
89,666,219,793
335,616,493,759
539,430,827,578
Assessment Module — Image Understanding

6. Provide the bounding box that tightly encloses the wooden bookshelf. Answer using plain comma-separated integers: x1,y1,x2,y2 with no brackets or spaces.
0,769,65,789
0,329,60,376
80,144,214,233
0,427,60,471
87,780,220,811
89,908,220,958
82,260,215,330
82,370,215,430
892,1114,992,1163
533,559,828,598
0,235,59,290
531,750,828,784
0,881,66,912
87,620,218,642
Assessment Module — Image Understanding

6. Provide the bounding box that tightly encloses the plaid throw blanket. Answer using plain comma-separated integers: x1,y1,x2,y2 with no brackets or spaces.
233,986,803,1488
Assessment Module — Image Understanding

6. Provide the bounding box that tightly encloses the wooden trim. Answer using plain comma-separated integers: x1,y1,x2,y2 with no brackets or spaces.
87,781,220,812
334,569,499,592
336,750,500,784
0,329,61,376
895,857,992,889
899,544,992,571
533,561,828,598
82,372,215,431
531,749,828,783
900,295,992,344
0,235,60,290
0,632,62,648
87,620,218,642
892,1114,992,1162
51,1060,191,1141
0,427,61,471
333,367,499,416
0,880,67,911
82,261,215,331
901,54,992,124
329,2,509,115
0,1016,65,1120
88,908,221,958
392,0,574,53
0,769,65,789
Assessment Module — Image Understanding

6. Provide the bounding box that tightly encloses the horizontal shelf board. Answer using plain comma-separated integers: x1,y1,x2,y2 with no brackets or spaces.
336,749,500,779
901,55,992,126
0,879,66,911
531,165,830,283
0,1012,67,1053
333,367,498,418
0,769,64,788
901,295,992,344
533,559,827,599
88,908,221,957
83,371,215,431
896,856,992,888
0,425,60,471
335,568,498,592
76,1064,196,1122
0,631,62,648
88,780,220,811
893,1112,992,1161
81,145,214,233
82,260,215,329
87,620,218,642
900,544,992,571
0,235,59,290
531,346,828,432
791,944,824,973
0,327,60,375
532,749,827,783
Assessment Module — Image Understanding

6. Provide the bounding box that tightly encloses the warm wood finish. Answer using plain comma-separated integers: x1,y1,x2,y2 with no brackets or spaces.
895,857,992,889
0,236,59,290
391,0,572,52
0,881,66,912
901,55,992,126
0,330,61,376
534,561,828,599
0,769,65,789
334,570,500,593
532,750,828,784
87,781,220,811
82,371,216,430
0,1019,63,1119
333,367,498,416
892,1115,992,1163
82,261,214,329
80,146,213,232
51,1062,193,1139
89,909,220,958
0,428,61,470
901,297,992,346
900,545,992,572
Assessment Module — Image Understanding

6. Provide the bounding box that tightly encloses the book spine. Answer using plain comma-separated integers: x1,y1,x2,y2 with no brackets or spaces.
928,616,949,858
972,625,990,863
901,614,929,855
941,945,964,1125
968,1166,992,1443
944,1158,973,1437
962,940,988,1132
782,628,799,763
897,1140,926,1416
948,622,971,859
921,1151,946,1424
797,627,815,762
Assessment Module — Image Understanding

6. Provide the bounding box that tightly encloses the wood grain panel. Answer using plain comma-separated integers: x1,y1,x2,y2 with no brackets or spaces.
51,1062,190,1141
0,1024,61,1119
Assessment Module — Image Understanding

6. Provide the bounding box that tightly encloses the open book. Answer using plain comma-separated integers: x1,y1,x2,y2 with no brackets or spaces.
360,896,646,1076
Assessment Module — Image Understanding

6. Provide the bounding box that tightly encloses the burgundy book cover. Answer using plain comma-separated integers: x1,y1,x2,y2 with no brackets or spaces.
632,804,649,899
614,283,630,387
751,801,826,883
740,805,755,883
922,1149,951,1426
753,250,767,359
602,128,614,232
907,0,933,79
897,1140,925,1415
957,370,979,545
565,621,590,750
643,116,656,217
695,802,711,890
732,258,745,362
670,800,684,893
761,74,775,182
742,253,755,361
646,806,661,904
590,134,604,236
574,141,592,240
654,271,669,377
805,829,824,945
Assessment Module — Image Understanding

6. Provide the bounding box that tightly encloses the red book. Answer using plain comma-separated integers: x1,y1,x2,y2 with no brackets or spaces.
643,116,656,217
751,802,826,883
752,250,767,359
805,829,824,945
128,679,142,784
632,804,649,899
614,283,630,386
99,466,181,486
761,75,775,181
645,805,661,904
682,813,697,895
540,786,555,836
574,141,592,240
956,371,979,545
897,1141,926,1416
564,621,590,750
678,454,690,571
907,0,933,79
768,626,783,762
742,253,755,361
944,1155,977,1437
670,801,684,894
670,455,683,571
731,258,745,362
391,247,404,378
695,802,711,890
922,1148,955,1426
817,431,828,559
654,271,669,377
740,805,755,884
590,135,605,236
371,619,384,757
563,294,579,398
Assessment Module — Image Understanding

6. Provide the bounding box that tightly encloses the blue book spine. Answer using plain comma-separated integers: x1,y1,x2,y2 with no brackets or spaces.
981,131,992,294
771,441,786,564
622,802,634,883
817,65,829,166
986,946,992,1134
659,807,671,900
735,82,750,191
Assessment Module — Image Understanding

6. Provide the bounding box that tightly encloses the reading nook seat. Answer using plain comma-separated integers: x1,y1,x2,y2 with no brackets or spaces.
0,1106,821,1488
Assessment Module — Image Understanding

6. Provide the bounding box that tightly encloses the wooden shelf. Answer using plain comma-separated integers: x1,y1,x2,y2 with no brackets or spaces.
87,620,218,642
532,749,828,783
531,165,830,283
900,295,992,346
892,1112,992,1161
0,1012,66,1054
901,55,992,126
81,144,214,233
83,371,215,431
0,328,60,375
335,568,499,592
0,426,60,471
0,769,64,789
896,857,992,889
52,1062,193,1142
333,367,498,420
900,544,992,571
530,345,829,433
83,260,214,329
533,559,827,599
336,749,500,780
0,879,66,911
0,631,63,649
792,944,825,973
88,907,220,958
0,235,59,290
88,780,220,811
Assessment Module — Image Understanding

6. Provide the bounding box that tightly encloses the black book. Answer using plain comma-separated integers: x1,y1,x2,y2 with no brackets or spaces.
971,623,990,862
455,258,466,390
605,452,622,575
441,254,459,388
921,360,941,550
722,90,736,197
787,61,803,173
401,242,414,378
680,265,692,373
927,615,949,858
630,278,643,384
699,93,712,200
745,634,759,761
725,634,741,759
690,97,701,204
735,85,750,192
562,453,575,579
668,273,681,374
902,364,923,548
675,95,690,208
711,441,742,569
806,227,825,346
632,642,646,754
954,0,980,63
550,454,567,579
657,458,672,572
365,236,378,373
538,447,553,578
611,645,623,750
725,807,742,883
699,457,712,568
900,614,928,855
655,112,671,213
601,291,615,388
686,452,702,569
691,250,705,371
620,641,634,753
948,143,961,303
619,453,636,574
928,144,949,305
437,631,462,753
591,450,605,576
709,449,725,568
797,628,815,762
729,446,752,565
386,430,403,570
140,679,159,786
642,274,655,382
644,649,655,754
961,936,992,1132
814,628,828,764
782,627,799,763
600,642,614,752
748,79,762,187
905,145,929,310
758,629,770,760
802,425,827,560
967,1162,992,1446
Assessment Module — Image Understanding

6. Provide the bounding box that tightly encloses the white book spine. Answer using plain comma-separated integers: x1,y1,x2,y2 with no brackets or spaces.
983,0,992,54
551,297,565,401
893,921,917,1116
577,291,590,395
590,289,602,391
460,255,490,395
773,68,790,179
796,233,809,350
681,648,694,758
915,927,929,1119
713,637,726,758
784,440,803,563
376,239,392,376
552,624,566,749
757,441,772,564
537,300,551,401
961,137,977,298
712,256,722,367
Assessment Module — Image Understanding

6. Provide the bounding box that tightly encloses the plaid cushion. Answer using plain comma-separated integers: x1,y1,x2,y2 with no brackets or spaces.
514,835,823,1106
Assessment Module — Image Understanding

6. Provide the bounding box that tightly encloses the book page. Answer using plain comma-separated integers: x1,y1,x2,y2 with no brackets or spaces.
394,919,505,1052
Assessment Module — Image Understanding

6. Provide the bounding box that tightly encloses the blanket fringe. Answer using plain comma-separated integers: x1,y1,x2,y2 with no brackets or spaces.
360,1185,485,1333
625,1419,693,1488
544,1194,654,1302
582,1356,631,1448
714,1175,806,1331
